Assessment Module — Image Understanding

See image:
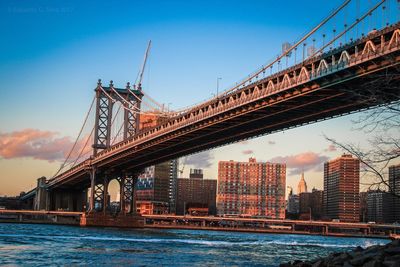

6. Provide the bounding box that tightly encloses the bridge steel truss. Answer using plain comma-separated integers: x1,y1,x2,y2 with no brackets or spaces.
93,80,143,156
46,23,400,215
86,168,139,214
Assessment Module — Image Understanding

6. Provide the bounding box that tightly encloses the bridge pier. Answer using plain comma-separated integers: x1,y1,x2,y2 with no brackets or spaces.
34,177,48,210
81,168,143,227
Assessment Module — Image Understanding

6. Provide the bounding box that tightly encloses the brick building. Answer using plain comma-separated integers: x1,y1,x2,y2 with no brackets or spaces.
217,158,286,219
323,154,360,222
176,169,217,215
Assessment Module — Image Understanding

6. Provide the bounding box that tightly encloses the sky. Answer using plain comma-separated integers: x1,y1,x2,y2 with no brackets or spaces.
0,0,399,197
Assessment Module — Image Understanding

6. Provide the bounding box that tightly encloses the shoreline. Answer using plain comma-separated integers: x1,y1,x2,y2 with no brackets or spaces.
0,219,391,240
0,210,397,240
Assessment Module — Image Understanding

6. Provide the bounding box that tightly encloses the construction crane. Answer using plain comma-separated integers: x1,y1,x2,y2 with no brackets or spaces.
134,40,170,114
136,40,152,91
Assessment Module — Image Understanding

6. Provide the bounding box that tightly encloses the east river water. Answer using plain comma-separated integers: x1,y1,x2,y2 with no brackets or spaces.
0,223,390,266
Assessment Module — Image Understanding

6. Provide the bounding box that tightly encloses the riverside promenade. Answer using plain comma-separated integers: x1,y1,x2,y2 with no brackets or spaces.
1,210,399,239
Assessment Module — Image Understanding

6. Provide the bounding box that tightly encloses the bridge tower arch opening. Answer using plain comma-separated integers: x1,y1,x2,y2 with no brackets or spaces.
107,178,121,214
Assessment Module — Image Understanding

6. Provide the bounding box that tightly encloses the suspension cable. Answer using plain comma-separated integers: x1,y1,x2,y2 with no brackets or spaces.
172,0,353,114
71,126,95,168
99,86,170,117
309,0,385,59
52,96,95,178
110,86,140,111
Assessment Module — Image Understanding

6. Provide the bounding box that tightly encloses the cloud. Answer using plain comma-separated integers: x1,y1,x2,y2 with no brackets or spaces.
268,141,276,145
242,149,253,155
324,144,337,152
0,129,90,163
185,150,214,169
269,152,329,175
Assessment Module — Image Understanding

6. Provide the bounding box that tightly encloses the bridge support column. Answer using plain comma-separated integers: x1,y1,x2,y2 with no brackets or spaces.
34,177,48,211
89,168,96,212
119,173,137,215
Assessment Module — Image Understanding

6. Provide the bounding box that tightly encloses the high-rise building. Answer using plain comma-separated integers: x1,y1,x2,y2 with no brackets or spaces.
136,160,178,215
217,158,286,219
323,154,360,222
299,192,311,219
168,160,178,214
359,191,368,222
297,173,308,194
388,164,400,223
176,169,217,215
287,189,299,216
299,188,324,220
366,190,391,223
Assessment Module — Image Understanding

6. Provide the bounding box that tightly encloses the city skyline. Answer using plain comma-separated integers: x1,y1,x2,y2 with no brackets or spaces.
1,1,400,266
1,0,399,197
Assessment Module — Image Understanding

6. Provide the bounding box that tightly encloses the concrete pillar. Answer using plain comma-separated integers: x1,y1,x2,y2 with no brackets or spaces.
34,177,48,210
89,168,96,212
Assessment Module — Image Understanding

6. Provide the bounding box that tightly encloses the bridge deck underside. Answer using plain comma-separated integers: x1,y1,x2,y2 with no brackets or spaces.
52,44,400,190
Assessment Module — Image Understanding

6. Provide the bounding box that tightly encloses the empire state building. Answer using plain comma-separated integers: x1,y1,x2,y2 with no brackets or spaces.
297,173,308,194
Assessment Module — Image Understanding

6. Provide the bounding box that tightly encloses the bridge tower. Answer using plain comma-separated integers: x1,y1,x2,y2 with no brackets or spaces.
85,79,144,227
92,80,143,156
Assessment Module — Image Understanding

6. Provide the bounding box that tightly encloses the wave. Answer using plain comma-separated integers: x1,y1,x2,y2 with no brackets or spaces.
0,233,386,248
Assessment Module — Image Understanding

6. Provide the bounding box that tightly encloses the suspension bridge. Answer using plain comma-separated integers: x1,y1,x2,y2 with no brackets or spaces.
21,0,400,227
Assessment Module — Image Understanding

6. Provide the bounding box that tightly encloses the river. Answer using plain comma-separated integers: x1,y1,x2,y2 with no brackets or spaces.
0,223,390,266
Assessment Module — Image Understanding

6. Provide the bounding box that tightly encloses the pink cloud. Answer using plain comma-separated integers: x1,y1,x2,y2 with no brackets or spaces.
0,129,91,163
242,149,254,155
324,144,337,152
269,152,328,175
